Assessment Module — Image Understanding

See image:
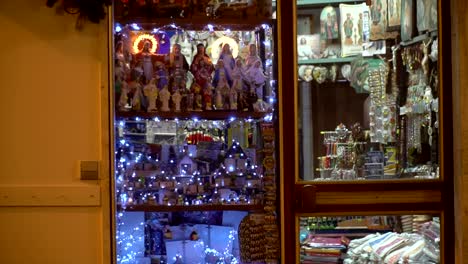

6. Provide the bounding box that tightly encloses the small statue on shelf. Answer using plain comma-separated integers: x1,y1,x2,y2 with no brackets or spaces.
245,43,261,71
213,59,232,109
191,43,215,89
190,82,203,111
159,86,171,112
215,87,223,110
143,78,158,112
218,43,236,75
421,39,433,83
117,76,130,111
130,77,144,111
172,89,182,112
203,85,213,110
154,61,169,91
231,59,246,92
166,43,189,91
245,58,266,101
137,41,155,83
229,87,238,110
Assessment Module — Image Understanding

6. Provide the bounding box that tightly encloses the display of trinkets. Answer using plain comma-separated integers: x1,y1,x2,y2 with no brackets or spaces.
115,25,274,114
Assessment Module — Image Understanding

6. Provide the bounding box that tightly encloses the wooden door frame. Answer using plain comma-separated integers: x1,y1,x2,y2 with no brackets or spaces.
278,0,456,263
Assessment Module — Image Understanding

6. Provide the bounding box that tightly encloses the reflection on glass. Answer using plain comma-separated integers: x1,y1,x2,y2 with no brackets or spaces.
296,1,439,181
299,215,440,263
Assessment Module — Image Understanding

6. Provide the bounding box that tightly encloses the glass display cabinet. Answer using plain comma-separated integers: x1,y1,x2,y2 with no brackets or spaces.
110,1,280,263
280,0,453,263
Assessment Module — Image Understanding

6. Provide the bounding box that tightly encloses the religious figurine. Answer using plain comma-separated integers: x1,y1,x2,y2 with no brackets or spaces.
213,59,232,88
159,86,171,112
229,86,238,110
143,78,158,112
128,77,143,111
172,89,182,112
203,85,213,110
231,59,246,91
117,77,130,111
191,43,215,89
218,43,236,75
165,43,189,91
137,41,154,83
154,61,169,91
190,82,203,111
186,92,194,111
421,39,433,83
245,58,267,101
244,44,261,71
215,88,223,110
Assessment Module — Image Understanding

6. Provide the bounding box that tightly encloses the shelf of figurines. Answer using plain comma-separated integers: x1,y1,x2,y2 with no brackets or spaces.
116,109,272,120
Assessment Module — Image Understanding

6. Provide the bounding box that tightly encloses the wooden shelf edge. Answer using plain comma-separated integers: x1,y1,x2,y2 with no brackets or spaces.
117,203,264,212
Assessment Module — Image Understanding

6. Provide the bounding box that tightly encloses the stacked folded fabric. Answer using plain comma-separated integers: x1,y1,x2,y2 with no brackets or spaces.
343,231,439,264
301,236,350,264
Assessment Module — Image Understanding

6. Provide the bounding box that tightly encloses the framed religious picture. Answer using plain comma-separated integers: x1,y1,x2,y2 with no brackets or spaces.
416,0,438,33
297,35,321,61
339,3,368,57
386,0,401,31
369,0,388,39
401,0,416,41
320,6,339,40
416,0,428,32
427,0,438,32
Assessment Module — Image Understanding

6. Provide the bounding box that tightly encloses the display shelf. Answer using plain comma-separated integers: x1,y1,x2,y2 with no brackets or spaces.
297,0,365,7
298,57,356,65
116,110,271,120
117,203,263,212
114,17,276,30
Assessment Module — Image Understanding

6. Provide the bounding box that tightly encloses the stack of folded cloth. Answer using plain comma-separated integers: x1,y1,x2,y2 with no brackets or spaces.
301,235,350,264
401,215,432,233
343,231,440,264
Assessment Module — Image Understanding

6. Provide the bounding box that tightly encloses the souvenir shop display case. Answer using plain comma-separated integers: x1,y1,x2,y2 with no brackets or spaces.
110,1,280,263
280,0,453,263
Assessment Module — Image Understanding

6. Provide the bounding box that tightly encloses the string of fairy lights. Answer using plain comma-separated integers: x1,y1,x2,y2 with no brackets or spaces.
115,22,276,264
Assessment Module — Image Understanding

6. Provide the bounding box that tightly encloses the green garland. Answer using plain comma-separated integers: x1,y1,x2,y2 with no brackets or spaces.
46,0,111,29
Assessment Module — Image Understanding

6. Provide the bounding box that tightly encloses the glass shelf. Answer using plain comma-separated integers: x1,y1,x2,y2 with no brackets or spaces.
117,203,263,212
298,57,355,65
116,110,271,120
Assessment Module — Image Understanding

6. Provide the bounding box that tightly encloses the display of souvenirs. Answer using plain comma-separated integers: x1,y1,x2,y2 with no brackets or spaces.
114,27,272,113
300,215,440,264
339,3,369,57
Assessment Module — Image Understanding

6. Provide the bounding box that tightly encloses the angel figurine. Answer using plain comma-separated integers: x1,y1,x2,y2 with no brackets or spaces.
159,87,171,112
143,78,158,112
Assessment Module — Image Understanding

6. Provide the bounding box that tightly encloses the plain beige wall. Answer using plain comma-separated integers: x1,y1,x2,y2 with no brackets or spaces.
0,0,110,263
